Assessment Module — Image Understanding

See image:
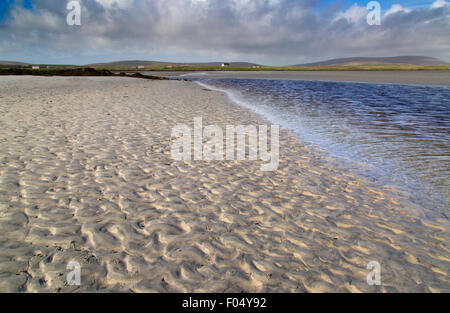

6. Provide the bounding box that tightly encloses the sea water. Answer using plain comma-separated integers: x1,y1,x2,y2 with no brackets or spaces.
193,78,450,218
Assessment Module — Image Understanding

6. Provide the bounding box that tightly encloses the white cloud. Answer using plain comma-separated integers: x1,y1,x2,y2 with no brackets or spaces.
96,0,134,9
333,3,367,24
430,0,449,9
8,6,63,32
384,4,411,17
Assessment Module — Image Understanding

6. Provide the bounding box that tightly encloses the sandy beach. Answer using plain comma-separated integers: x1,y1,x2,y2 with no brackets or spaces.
0,76,448,292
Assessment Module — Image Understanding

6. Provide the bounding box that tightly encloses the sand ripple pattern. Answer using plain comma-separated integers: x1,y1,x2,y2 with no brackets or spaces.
0,77,448,292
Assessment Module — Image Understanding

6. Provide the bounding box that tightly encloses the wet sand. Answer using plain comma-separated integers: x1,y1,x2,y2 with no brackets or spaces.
147,70,450,86
0,76,448,292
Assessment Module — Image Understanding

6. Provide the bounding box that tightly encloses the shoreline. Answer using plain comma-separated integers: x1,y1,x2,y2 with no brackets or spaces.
0,76,448,292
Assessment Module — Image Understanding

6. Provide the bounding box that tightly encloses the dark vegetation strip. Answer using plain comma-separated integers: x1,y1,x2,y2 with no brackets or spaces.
0,67,169,80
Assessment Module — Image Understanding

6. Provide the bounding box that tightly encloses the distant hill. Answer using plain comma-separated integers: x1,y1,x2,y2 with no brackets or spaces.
2,57,449,70
88,60,170,67
295,56,449,67
88,60,261,68
0,61,31,67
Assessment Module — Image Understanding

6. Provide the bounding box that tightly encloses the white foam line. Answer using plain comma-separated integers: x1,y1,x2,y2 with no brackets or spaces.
195,80,332,148
180,72,209,77
195,80,278,123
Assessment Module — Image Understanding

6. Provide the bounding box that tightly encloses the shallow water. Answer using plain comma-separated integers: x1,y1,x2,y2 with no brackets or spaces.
194,78,450,217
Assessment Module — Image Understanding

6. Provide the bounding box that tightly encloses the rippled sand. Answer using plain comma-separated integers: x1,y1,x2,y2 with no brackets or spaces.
0,76,448,292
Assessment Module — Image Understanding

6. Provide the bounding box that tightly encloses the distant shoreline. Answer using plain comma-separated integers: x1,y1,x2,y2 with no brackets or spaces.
144,70,450,86
107,65,450,72
1,67,448,86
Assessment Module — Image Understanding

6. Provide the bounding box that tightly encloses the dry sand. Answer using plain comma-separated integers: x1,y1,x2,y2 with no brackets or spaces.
0,76,448,292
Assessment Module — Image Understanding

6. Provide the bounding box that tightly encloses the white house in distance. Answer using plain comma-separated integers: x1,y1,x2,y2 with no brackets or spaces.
137,65,145,69
31,66,40,70
221,63,230,67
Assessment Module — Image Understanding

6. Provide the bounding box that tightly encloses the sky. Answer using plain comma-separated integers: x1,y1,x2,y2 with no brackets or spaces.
0,0,449,65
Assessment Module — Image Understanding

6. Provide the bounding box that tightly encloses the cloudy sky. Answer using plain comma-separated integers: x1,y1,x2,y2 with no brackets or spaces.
0,0,449,65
